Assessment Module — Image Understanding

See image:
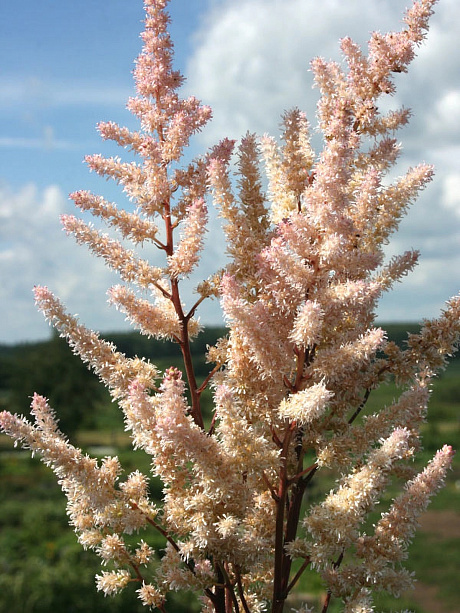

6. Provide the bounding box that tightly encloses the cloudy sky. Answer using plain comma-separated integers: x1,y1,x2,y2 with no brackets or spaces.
1,0,459,344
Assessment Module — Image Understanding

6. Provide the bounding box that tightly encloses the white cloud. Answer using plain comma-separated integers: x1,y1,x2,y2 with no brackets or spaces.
0,183,132,343
186,0,450,145
442,173,460,217
0,182,228,344
183,0,460,323
186,0,459,157
425,89,460,143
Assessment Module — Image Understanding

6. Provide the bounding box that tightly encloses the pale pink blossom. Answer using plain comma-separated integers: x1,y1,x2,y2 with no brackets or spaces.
357,444,455,564
96,570,132,596
167,198,208,278
1,0,458,611
136,582,165,608
70,190,160,245
61,215,163,289
108,284,182,340
278,382,333,425
33,285,158,398
304,429,413,566
290,300,323,347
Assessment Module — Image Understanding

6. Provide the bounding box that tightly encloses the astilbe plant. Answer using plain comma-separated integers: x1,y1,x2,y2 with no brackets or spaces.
1,0,459,611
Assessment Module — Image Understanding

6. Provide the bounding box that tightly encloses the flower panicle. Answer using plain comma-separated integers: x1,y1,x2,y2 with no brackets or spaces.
1,0,458,611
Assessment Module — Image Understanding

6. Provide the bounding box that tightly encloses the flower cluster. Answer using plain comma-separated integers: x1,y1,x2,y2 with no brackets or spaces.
1,0,458,612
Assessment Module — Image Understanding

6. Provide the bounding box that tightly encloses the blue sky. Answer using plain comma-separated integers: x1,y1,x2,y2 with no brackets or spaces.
0,0,202,192
1,0,459,343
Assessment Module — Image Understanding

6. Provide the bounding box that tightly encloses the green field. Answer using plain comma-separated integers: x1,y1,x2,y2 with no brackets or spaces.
0,325,459,612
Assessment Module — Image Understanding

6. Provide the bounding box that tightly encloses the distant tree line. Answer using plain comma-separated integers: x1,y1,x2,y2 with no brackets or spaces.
0,327,226,435
1,323,447,436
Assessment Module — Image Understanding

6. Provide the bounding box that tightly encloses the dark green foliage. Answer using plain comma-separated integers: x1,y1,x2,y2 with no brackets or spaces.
0,331,110,436
381,322,422,348
0,326,228,433
0,453,199,612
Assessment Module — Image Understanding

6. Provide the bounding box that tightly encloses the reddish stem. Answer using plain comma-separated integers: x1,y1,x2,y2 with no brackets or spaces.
272,423,296,612
235,566,251,613
286,557,311,593
163,195,204,429
289,461,317,484
129,502,218,607
262,470,280,502
198,363,222,396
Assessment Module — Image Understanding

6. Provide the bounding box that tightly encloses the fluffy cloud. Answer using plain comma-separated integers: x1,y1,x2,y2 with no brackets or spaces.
186,0,454,143
1,0,459,343
0,183,131,343
0,182,227,344
185,0,459,322
443,173,460,217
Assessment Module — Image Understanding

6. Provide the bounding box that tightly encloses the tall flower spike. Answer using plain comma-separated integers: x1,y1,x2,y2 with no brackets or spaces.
304,429,413,567
1,1,459,612
320,445,455,603
33,286,158,397
167,197,208,279
216,133,271,292
357,444,455,565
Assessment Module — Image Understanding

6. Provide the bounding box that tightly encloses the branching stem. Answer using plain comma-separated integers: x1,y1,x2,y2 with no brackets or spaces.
272,423,296,612
235,566,251,613
163,194,204,429
321,552,344,613
129,502,218,607
286,557,311,593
